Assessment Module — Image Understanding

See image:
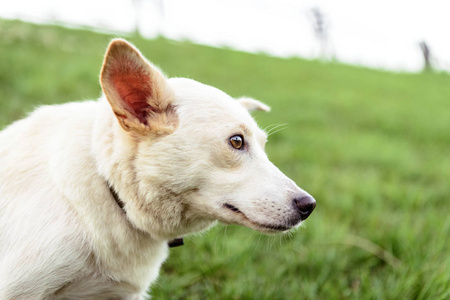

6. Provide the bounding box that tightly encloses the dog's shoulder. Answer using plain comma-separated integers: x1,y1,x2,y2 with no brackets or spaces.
0,100,99,140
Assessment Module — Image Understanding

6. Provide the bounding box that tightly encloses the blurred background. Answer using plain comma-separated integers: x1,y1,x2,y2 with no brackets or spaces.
1,0,449,299
3,0,450,72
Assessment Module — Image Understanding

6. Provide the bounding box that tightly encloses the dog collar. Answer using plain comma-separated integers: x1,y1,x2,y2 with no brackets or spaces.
108,185,184,248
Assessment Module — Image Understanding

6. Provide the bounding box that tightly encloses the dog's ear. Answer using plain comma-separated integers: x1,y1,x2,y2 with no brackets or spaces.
100,39,178,135
237,97,271,112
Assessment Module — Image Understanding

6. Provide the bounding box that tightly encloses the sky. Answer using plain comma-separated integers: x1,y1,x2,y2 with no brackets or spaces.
2,0,450,72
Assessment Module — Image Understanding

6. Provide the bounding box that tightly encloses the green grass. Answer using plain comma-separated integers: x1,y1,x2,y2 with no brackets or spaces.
1,19,449,299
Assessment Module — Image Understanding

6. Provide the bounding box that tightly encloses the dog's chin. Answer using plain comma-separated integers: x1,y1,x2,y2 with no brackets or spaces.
221,203,299,234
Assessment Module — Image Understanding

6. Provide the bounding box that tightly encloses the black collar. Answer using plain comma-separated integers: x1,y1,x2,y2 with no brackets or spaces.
108,185,184,248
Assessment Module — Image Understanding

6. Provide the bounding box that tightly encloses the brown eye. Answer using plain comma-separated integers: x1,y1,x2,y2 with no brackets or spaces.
230,135,244,150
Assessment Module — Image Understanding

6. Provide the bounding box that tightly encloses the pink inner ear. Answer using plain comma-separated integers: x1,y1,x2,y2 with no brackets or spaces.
111,68,152,125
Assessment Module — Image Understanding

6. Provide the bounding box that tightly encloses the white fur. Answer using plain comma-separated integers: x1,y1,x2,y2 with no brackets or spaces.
0,39,314,299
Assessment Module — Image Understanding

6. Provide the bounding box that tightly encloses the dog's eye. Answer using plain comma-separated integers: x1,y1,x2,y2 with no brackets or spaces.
230,135,244,150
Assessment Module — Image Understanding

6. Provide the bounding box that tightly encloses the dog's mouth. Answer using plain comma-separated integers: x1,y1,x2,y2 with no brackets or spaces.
223,203,293,232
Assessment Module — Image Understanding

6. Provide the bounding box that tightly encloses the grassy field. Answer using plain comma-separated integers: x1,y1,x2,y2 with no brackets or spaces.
1,19,449,299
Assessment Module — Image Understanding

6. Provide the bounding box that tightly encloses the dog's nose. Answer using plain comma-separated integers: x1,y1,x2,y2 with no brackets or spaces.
293,196,316,220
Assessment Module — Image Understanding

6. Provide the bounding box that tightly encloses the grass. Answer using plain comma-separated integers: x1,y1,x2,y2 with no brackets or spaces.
1,19,449,299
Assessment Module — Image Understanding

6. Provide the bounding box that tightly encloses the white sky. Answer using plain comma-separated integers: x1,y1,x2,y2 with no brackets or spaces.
2,0,450,72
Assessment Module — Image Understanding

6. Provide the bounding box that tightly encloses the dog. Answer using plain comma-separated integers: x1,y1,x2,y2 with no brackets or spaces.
0,39,316,299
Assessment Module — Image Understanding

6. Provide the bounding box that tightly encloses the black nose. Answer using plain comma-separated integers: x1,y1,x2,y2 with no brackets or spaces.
293,196,316,220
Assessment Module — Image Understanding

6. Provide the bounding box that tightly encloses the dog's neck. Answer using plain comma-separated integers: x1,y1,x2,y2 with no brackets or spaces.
108,184,184,248
109,185,125,211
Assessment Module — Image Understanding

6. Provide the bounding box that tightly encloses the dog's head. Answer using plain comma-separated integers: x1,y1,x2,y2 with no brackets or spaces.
100,39,315,240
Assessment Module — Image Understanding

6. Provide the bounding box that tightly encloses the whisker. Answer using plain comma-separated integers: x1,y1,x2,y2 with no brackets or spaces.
269,234,277,250
254,232,263,253
223,225,228,254
266,123,287,134
267,125,289,137
263,123,288,134
262,123,278,132
266,123,288,135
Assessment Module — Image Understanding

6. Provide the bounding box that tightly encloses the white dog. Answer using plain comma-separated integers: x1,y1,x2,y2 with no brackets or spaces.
0,39,316,299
